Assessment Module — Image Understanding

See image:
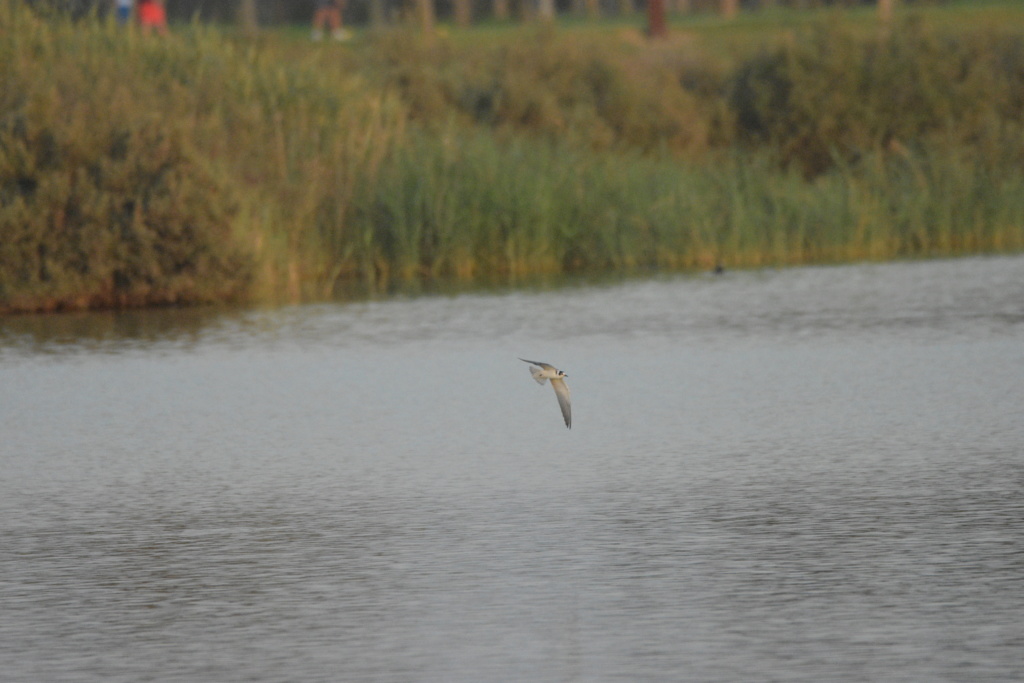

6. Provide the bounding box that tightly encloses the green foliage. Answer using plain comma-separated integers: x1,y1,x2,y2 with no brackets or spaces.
0,6,250,311
361,27,717,155
728,18,1024,174
0,1,406,310
2,2,1023,312
0,115,248,311
341,131,1024,283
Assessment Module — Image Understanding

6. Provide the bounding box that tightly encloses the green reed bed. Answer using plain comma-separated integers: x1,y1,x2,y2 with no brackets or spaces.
2,2,1024,312
342,133,1024,284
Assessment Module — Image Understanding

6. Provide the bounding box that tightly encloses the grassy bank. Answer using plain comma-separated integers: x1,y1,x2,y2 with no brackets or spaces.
2,1,1024,312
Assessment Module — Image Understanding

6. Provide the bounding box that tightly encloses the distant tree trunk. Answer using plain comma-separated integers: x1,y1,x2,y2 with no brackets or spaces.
453,0,472,26
674,0,691,14
572,0,600,19
720,0,738,20
416,0,435,33
618,0,634,16
368,0,386,26
493,0,509,20
237,0,258,34
647,0,667,38
878,0,895,23
537,0,555,22
511,0,532,21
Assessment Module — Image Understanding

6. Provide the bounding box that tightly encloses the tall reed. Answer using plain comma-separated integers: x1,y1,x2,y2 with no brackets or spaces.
336,131,1024,283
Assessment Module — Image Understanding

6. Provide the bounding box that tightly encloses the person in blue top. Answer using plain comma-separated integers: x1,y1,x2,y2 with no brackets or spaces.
115,0,132,25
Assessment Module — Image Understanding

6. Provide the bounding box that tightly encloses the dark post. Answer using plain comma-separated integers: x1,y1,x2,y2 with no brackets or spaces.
647,0,667,38
237,0,258,35
416,0,436,34
878,0,895,23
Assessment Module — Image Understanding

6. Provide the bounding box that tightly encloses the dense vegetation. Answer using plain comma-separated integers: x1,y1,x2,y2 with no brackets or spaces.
2,1,1024,312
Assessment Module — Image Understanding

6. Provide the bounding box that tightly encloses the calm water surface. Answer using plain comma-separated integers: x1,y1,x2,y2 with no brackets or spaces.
2,256,1023,682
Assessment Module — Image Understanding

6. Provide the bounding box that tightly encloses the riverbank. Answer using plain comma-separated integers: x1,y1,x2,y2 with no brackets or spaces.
2,1,1023,313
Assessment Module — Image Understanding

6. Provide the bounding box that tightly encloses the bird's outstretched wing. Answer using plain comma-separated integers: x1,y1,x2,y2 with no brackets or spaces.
519,358,551,384
550,378,572,429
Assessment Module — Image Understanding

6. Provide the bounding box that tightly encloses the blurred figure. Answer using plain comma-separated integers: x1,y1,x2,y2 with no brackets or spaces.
114,0,133,25
137,0,168,36
311,0,350,41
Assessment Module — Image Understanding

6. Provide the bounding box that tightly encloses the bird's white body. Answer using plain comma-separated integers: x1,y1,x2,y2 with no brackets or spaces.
520,358,571,429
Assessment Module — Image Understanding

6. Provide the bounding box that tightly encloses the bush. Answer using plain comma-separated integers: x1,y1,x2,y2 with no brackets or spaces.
362,28,714,155
0,5,252,312
0,113,250,312
728,18,1024,175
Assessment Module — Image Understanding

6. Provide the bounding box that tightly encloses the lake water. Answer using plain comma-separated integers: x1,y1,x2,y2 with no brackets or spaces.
2,256,1023,682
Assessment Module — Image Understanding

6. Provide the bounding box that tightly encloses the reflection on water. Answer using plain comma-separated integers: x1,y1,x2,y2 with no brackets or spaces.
2,256,1023,682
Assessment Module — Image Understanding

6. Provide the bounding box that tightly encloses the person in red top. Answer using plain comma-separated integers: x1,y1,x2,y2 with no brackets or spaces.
137,0,168,36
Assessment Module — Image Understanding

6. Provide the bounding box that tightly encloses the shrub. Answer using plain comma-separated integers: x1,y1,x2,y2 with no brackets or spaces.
0,100,250,312
728,18,1024,175
0,8,251,312
362,28,713,155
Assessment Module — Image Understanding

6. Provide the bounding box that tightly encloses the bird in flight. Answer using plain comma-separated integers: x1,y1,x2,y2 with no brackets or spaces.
520,358,571,429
